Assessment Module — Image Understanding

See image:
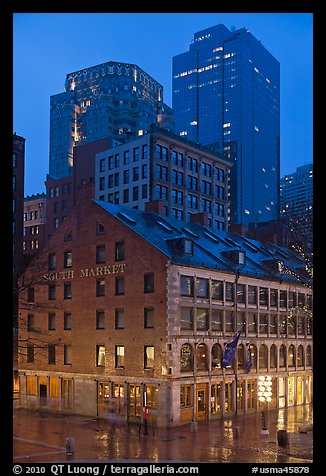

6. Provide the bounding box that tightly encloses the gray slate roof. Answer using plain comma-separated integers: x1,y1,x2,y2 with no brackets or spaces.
94,200,312,288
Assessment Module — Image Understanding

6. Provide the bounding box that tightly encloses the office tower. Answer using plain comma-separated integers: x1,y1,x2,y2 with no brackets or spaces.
172,24,280,226
280,164,313,250
95,125,230,230
49,61,174,179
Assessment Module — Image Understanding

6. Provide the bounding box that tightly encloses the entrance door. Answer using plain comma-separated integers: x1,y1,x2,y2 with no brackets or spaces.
196,384,207,420
39,384,47,406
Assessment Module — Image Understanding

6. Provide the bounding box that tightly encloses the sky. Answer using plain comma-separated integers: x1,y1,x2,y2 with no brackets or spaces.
13,12,313,197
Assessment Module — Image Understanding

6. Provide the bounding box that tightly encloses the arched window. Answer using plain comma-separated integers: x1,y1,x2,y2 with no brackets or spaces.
270,344,277,369
306,345,312,367
249,344,257,369
288,344,295,367
259,344,268,369
196,343,208,371
237,344,245,370
211,343,223,369
180,344,193,372
64,230,73,241
297,345,304,367
279,344,286,368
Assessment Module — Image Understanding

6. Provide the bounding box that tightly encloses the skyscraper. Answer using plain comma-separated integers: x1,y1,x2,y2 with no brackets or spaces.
172,24,280,226
280,163,313,250
49,61,174,179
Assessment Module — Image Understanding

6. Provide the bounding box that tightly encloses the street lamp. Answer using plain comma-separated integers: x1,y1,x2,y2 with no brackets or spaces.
258,375,272,435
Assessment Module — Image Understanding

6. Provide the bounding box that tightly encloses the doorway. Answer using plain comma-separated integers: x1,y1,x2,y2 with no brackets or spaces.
196,384,207,420
39,384,47,406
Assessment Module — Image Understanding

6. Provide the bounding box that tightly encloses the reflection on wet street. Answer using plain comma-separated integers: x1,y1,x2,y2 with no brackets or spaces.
13,404,313,463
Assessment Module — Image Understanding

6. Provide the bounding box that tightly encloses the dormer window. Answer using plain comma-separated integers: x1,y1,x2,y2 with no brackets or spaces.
184,239,194,255
238,250,246,265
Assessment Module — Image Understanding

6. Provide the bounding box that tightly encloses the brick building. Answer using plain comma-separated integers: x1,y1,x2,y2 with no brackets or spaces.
18,189,313,427
23,193,47,255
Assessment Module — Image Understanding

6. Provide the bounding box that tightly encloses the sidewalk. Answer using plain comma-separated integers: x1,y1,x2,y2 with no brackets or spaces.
13,404,313,464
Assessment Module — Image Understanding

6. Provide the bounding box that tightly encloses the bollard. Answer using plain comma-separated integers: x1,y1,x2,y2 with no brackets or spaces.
66,437,75,455
277,429,289,447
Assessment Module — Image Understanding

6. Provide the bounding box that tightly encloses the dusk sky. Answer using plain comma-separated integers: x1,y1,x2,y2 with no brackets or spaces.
13,12,313,197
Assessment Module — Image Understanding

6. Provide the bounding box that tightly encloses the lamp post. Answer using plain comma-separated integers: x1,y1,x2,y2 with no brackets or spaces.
258,375,272,435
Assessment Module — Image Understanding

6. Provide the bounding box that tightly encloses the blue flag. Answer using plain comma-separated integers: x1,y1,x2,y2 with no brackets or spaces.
222,329,242,369
246,344,253,373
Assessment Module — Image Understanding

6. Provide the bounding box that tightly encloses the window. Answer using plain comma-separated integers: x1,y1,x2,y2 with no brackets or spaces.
96,310,105,329
226,282,234,302
48,313,56,330
115,345,125,368
196,278,209,298
64,283,72,299
144,273,154,293
115,309,124,329
236,284,246,303
27,344,34,363
64,345,72,365
259,287,268,306
48,253,56,270
96,345,105,367
212,280,223,300
258,344,268,368
64,230,73,241
64,251,72,268
280,290,287,308
48,284,56,300
288,345,295,367
26,376,37,395
180,307,193,330
115,241,125,261
48,344,56,364
180,385,192,407
225,311,234,332
115,277,124,295
144,346,155,369
180,344,193,371
270,344,277,368
144,308,154,328
248,313,257,333
196,308,209,331
96,279,105,297
211,309,223,331
27,287,35,302
180,275,194,297
211,343,223,369
64,312,72,330
279,345,286,367
27,314,34,331
196,343,208,370
259,314,268,334
123,170,130,184
248,286,257,305
270,289,278,307
269,314,277,334
133,167,139,181
96,223,106,235
96,245,105,264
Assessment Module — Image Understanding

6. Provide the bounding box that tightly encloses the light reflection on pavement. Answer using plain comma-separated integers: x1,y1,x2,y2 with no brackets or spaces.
13,404,313,464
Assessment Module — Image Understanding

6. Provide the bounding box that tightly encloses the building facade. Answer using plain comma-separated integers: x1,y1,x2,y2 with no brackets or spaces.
95,125,230,231
280,164,313,252
18,193,313,427
172,24,280,226
49,61,174,180
23,193,47,255
13,133,25,281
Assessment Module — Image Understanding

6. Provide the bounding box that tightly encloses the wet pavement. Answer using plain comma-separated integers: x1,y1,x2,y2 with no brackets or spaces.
13,404,313,464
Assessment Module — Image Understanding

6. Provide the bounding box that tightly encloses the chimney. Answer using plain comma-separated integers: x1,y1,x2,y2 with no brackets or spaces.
145,200,165,216
190,212,209,226
228,223,246,236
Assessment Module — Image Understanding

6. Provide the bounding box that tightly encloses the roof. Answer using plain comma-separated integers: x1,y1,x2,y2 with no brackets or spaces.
94,200,312,288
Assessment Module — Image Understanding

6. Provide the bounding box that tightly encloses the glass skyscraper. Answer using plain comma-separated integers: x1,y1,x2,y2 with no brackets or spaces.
172,24,280,225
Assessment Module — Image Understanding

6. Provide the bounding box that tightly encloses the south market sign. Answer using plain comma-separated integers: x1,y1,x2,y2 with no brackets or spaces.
43,263,127,281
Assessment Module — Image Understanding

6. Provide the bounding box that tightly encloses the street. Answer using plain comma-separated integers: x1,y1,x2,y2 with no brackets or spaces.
13,404,313,464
